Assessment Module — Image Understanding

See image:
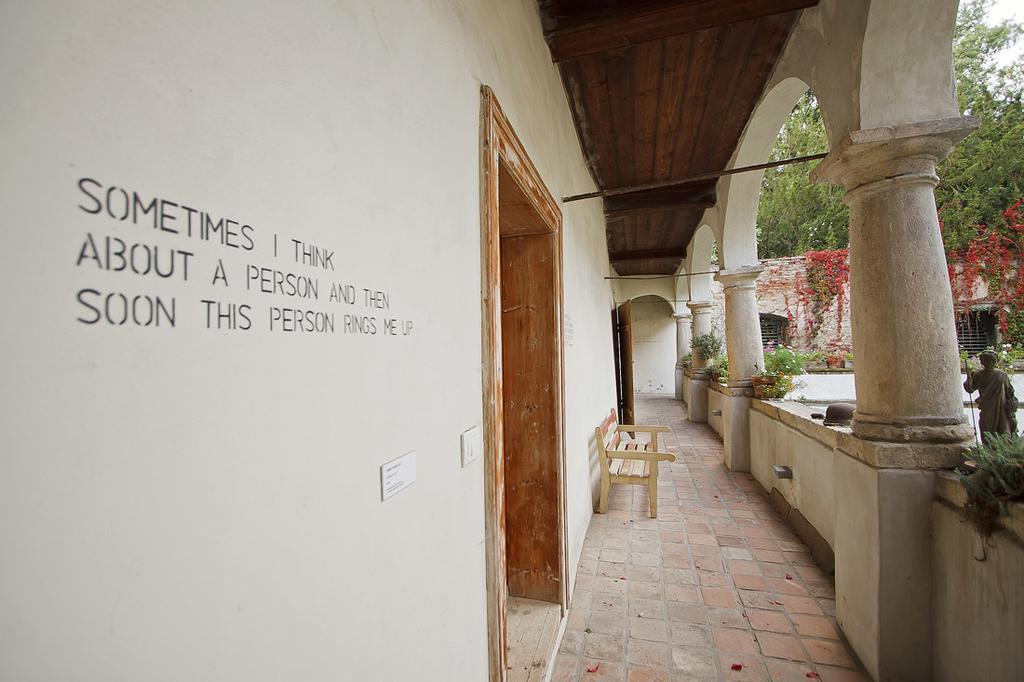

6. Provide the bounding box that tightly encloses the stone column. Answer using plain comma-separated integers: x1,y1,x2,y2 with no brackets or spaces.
813,120,977,448
811,117,979,682
715,266,764,389
685,301,713,421
673,311,692,400
709,267,763,472
687,301,713,369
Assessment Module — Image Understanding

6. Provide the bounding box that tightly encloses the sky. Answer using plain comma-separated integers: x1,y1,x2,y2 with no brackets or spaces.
990,0,1024,65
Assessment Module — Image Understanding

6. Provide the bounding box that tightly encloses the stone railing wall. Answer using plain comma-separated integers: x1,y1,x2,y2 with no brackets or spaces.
724,393,1024,680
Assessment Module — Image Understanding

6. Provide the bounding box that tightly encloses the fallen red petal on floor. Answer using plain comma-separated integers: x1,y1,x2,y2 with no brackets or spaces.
731,663,744,671
586,663,600,673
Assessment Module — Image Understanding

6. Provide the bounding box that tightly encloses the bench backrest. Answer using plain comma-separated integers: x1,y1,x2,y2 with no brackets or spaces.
596,409,620,458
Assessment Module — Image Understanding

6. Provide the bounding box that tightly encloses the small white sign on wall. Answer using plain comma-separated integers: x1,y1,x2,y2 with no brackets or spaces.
381,451,416,501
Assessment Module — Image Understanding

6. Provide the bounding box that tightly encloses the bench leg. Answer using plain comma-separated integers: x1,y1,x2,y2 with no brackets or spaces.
599,471,610,514
648,466,659,519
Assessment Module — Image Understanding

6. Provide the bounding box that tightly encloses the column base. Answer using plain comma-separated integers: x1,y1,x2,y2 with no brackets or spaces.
686,374,709,422
834,446,936,681
718,385,753,472
852,413,975,445
837,430,972,469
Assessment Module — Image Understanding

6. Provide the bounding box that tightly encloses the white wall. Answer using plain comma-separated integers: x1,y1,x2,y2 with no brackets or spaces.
749,405,838,549
932,501,1024,681
0,2,616,680
630,297,676,394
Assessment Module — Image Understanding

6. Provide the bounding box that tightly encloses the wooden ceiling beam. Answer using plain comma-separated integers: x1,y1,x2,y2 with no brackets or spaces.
603,184,716,219
610,247,686,262
605,201,714,220
545,0,818,62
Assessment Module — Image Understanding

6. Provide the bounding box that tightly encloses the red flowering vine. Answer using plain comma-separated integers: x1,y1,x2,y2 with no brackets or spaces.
794,249,850,342
946,196,1024,343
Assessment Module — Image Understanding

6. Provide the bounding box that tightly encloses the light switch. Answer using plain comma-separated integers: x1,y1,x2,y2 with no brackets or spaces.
461,426,482,467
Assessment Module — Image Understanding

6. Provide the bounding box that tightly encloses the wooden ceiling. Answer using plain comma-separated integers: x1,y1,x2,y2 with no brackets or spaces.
539,0,818,275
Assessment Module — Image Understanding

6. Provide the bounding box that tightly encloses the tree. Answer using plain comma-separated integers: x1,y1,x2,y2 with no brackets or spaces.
756,0,1024,257
755,93,847,259
938,0,1024,251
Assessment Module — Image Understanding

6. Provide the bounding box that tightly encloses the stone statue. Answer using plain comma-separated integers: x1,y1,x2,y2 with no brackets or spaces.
964,350,1019,443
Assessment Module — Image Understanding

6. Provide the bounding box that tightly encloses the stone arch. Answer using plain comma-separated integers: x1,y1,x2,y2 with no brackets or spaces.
685,223,717,304
612,278,678,313
674,263,690,310
771,0,961,142
717,77,813,270
858,0,960,130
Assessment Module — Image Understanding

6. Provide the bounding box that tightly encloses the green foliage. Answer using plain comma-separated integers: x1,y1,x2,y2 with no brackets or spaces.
938,0,1024,251
756,0,1024,258
761,346,808,377
707,354,729,383
961,433,1024,537
758,374,797,400
692,333,723,362
756,93,848,259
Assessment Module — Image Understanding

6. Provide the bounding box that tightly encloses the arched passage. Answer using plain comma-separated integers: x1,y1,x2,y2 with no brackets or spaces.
627,294,677,395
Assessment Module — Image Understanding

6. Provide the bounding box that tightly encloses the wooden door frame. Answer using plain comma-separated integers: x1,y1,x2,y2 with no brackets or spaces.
480,85,568,682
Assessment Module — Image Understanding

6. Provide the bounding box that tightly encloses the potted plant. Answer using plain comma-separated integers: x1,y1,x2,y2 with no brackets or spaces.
844,352,854,369
754,346,807,400
804,351,827,371
699,353,726,382
826,354,844,369
708,354,729,383
959,434,1024,538
691,333,723,367
754,373,796,400
997,343,1024,372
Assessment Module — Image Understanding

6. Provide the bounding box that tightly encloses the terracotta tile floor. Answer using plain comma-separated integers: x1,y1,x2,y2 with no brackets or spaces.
551,395,866,682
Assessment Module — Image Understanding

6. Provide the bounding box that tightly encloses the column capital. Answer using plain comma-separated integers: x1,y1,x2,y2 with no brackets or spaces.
673,311,692,321
687,300,713,314
715,265,762,289
811,116,979,195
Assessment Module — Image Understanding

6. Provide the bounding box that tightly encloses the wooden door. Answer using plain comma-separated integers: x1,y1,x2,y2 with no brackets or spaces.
500,233,562,604
481,87,567,681
614,301,635,424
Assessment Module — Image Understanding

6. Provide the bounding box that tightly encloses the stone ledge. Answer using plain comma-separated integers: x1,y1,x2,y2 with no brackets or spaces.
751,399,844,449
936,471,1024,541
751,399,970,469
709,382,750,398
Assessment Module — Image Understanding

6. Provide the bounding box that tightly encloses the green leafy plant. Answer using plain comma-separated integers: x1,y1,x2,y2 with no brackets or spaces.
692,333,723,362
993,344,1024,370
762,346,808,377
961,434,1024,537
758,374,796,400
706,354,729,383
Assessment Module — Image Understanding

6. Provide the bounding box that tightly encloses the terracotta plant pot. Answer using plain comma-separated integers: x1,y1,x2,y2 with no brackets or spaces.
751,375,777,399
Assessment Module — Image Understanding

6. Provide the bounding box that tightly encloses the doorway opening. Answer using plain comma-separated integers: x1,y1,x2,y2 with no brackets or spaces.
481,87,567,682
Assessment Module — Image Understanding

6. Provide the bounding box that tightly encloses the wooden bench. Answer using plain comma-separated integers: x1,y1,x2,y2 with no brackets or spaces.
595,409,676,518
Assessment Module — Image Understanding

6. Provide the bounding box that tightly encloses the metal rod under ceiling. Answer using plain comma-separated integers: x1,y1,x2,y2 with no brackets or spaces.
563,152,829,203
